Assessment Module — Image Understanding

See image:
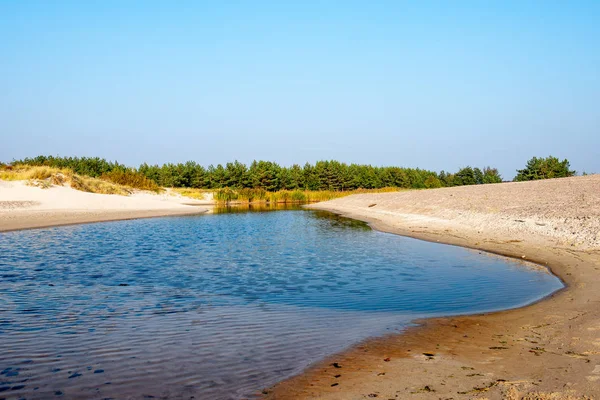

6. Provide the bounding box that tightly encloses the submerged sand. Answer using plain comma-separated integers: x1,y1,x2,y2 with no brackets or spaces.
0,180,210,231
266,175,600,400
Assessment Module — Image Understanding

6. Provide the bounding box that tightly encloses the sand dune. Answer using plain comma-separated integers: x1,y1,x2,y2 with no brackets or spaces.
0,180,210,231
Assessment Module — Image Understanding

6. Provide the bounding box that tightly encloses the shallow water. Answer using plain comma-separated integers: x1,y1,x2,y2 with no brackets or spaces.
0,210,563,399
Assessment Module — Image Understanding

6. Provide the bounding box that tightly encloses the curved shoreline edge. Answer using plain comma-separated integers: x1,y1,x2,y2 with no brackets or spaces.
0,208,210,233
2,177,599,398
329,208,567,316
265,177,600,400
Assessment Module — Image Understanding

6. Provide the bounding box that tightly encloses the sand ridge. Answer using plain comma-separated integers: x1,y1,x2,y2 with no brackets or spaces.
266,175,600,400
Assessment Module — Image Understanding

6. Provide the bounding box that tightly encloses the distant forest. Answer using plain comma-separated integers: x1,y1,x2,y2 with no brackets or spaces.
9,155,504,191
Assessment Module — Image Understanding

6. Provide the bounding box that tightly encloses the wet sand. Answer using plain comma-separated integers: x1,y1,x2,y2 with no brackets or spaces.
266,176,600,400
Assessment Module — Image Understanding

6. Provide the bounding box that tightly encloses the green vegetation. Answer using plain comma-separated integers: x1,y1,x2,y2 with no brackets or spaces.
514,156,575,181
439,166,502,186
0,165,131,195
100,169,161,192
4,155,583,202
212,187,400,204
13,155,125,177
68,174,130,195
1,165,71,182
10,156,159,192
138,159,435,190
12,155,505,191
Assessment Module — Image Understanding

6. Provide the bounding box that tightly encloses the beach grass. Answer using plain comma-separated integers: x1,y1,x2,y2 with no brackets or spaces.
0,165,70,181
69,174,131,195
0,165,132,195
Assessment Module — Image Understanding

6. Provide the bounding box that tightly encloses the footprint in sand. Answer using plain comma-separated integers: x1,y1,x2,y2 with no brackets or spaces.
586,365,600,382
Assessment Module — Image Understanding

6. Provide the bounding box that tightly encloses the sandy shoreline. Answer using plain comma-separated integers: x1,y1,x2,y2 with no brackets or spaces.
0,208,210,232
2,176,600,399
0,180,211,232
266,176,600,399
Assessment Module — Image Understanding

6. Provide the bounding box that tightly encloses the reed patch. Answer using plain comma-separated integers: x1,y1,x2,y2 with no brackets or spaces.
212,187,401,204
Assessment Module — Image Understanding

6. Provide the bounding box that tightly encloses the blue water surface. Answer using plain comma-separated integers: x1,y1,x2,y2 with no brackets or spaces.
0,209,562,399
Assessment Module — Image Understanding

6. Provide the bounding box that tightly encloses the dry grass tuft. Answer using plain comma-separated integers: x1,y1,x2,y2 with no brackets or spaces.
69,174,130,195
1,165,70,181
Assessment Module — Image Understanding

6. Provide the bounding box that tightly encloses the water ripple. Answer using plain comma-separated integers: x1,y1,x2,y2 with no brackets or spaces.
0,210,562,399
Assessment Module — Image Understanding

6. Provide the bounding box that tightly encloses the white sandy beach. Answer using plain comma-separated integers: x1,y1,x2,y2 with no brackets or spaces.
0,180,211,231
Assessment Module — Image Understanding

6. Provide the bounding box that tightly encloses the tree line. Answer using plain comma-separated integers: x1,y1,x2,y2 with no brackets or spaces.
10,155,506,190
10,155,576,191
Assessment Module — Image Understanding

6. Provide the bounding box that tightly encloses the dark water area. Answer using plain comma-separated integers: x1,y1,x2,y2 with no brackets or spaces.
0,209,563,399
212,203,308,214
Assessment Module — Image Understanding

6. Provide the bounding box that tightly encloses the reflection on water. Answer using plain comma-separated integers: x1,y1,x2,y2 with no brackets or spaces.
0,210,563,399
212,202,307,214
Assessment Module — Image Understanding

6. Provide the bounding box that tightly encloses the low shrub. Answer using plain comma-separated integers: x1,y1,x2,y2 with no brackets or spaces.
100,169,161,192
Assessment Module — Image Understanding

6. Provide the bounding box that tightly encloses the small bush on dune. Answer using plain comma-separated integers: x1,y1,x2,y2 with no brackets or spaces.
100,169,161,192
50,172,69,186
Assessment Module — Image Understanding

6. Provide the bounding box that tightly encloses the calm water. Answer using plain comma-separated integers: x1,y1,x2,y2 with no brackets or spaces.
0,210,562,399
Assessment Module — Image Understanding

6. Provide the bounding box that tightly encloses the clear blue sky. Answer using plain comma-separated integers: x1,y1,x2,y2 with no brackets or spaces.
1,1,598,178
